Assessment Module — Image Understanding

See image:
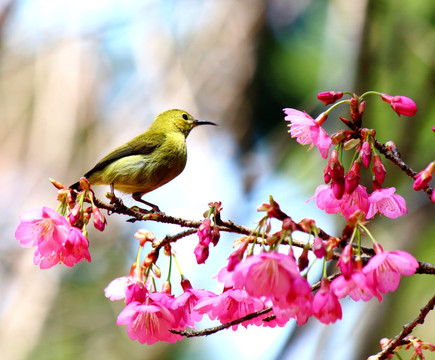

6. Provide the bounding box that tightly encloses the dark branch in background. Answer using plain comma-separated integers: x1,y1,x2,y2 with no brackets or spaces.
372,292,435,360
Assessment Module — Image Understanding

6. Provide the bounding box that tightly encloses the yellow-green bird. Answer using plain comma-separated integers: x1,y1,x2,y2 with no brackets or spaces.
70,109,216,211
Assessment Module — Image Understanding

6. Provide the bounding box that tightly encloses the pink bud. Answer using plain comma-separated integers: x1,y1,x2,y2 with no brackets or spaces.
180,277,193,292
338,244,353,279
161,281,171,294
317,91,343,105
360,141,372,168
313,236,326,258
381,94,417,117
298,248,309,271
92,206,106,231
69,203,81,226
345,161,361,194
413,161,435,191
372,155,386,184
197,218,212,246
194,243,209,264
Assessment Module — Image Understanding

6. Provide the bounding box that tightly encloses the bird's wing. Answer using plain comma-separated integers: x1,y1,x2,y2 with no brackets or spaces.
83,133,165,178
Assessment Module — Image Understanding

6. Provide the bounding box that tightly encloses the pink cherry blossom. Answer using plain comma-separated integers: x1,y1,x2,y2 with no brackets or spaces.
194,288,265,330
331,271,381,302
308,184,369,220
60,227,91,267
381,94,417,117
172,287,216,326
15,207,91,269
313,279,342,324
15,207,69,250
363,243,419,294
116,298,183,345
105,276,148,304
366,187,407,219
231,252,300,302
271,274,314,326
284,108,332,159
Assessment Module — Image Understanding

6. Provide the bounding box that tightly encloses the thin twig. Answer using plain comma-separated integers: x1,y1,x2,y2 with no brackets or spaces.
372,292,435,360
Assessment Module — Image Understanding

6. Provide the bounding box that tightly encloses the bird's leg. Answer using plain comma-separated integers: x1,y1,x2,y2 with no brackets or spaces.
107,183,124,208
132,192,161,213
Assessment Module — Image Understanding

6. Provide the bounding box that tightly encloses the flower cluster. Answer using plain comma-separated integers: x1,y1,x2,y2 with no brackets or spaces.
194,202,222,264
14,178,106,268
285,91,414,220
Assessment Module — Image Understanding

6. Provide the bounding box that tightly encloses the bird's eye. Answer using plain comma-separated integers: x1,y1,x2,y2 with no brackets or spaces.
182,114,189,120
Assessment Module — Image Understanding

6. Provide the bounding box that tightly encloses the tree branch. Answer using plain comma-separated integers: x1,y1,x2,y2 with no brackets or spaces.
371,292,435,360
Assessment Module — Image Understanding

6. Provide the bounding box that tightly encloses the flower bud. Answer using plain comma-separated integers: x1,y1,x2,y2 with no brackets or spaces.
194,243,209,264
313,236,326,259
413,161,435,191
317,91,343,105
298,247,309,271
360,141,372,168
372,155,386,184
161,280,171,294
134,229,156,247
92,206,106,231
180,276,193,292
381,94,417,117
345,161,361,194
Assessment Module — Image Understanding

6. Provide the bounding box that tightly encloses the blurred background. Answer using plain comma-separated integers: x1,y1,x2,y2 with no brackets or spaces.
0,0,434,359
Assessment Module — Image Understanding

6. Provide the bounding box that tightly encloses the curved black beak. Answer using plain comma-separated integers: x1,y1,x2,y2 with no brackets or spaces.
193,120,217,127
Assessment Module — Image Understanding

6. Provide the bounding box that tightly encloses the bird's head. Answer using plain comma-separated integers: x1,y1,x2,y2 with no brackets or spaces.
152,109,216,137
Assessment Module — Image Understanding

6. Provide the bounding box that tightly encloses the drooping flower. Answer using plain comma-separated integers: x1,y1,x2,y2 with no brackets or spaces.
194,288,266,330
116,296,183,345
172,286,216,327
363,243,419,295
366,187,407,219
16,207,69,250
308,184,369,220
231,252,300,302
331,270,381,302
15,207,91,269
60,227,91,267
317,91,343,105
312,278,342,324
381,94,417,117
284,108,332,159
271,273,314,326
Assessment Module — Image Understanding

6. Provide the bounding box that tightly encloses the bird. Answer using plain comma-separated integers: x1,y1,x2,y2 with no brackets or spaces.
70,109,216,212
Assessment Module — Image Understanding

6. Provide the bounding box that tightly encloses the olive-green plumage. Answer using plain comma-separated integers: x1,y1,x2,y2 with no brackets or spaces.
70,109,216,210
